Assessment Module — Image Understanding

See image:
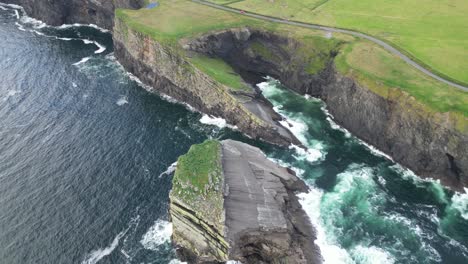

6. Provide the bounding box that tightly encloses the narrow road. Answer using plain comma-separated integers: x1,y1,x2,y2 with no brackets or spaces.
192,0,468,92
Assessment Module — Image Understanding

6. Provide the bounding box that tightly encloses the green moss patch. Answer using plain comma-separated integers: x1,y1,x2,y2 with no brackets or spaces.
189,54,251,92
117,0,467,128
250,40,278,61
171,140,224,227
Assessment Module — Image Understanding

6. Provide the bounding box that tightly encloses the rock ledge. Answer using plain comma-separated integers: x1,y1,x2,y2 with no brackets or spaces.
170,140,321,264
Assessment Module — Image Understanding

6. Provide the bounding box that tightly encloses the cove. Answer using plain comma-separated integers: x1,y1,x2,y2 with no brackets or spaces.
0,4,467,264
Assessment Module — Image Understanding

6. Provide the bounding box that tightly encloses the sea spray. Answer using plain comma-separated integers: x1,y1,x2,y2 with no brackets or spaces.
298,190,354,263
81,230,128,264
199,115,228,128
159,162,178,178
116,96,129,106
258,80,327,163
259,78,354,262
259,78,454,263
452,189,468,220
140,220,173,250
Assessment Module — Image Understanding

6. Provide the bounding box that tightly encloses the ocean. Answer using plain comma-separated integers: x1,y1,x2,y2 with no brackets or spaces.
0,4,466,264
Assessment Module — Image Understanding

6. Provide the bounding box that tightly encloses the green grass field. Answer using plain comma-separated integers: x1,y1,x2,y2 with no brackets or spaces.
171,139,225,227
173,140,222,198
189,55,251,91
116,0,467,130
217,0,468,86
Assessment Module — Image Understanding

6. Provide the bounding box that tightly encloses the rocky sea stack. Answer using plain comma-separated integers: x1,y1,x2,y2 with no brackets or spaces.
169,140,321,264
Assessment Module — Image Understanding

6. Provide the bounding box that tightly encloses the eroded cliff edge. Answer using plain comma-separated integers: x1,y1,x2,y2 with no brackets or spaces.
170,139,321,263
2,0,144,30
188,28,468,190
113,17,467,190
112,19,298,147
5,0,466,190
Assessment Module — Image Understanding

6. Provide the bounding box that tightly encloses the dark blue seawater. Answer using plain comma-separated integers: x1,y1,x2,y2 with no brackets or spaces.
0,4,467,264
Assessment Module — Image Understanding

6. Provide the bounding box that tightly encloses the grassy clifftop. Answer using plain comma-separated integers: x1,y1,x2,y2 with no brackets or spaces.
116,0,467,130
213,0,468,86
171,140,224,228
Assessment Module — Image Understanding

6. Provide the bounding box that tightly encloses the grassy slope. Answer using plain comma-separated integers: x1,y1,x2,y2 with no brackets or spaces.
335,41,467,131
225,0,468,86
172,140,224,225
116,0,467,127
189,55,251,91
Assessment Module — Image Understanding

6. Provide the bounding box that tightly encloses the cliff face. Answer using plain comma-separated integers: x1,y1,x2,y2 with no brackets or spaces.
2,0,144,30
113,19,298,147
324,76,467,189
6,0,466,189
183,28,467,190
170,140,321,264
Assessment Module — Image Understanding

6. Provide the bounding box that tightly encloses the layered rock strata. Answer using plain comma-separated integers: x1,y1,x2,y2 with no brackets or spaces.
113,20,299,147
4,0,466,190
170,139,321,264
182,28,467,190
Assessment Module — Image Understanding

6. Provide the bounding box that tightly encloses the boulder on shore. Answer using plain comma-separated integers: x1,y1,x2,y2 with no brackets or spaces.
169,139,321,264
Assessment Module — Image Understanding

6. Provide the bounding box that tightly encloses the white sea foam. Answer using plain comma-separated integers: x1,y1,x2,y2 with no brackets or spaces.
318,91,394,160
19,14,46,28
159,162,178,178
451,188,468,220
169,259,187,264
390,164,448,204
350,245,395,264
82,39,106,54
57,23,109,33
320,105,352,138
0,5,7,10
72,82,78,88
3,90,21,101
32,30,45,36
13,9,19,19
125,70,196,112
278,116,308,143
200,114,228,128
0,3,22,9
14,22,25,31
140,219,172,250
73,57,91,66
326,116,351,138
359,140,394,161
57,37,73,41
94,41,106,54
289,144,324,163
259,80,326,163
298,190,353,264
116,96,129,106
199,114,237,129
81,230,127,264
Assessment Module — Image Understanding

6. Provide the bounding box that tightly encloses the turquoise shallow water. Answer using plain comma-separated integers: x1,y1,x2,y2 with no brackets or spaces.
0,4,467,264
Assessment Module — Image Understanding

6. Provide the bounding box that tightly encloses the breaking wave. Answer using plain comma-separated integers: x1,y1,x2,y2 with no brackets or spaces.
116,96,129,106
81,230,127,264
159,162,178,178
258,79,326,163
73,57,91,66
140,219,173,251
199,114,229,128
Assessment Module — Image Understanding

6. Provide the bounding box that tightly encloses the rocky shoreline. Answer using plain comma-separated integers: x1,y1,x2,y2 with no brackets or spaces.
2,0,466,189
170,140,321,263
2,0,144,30
182,28,467,191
